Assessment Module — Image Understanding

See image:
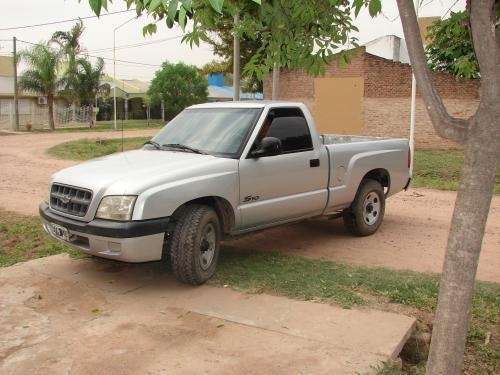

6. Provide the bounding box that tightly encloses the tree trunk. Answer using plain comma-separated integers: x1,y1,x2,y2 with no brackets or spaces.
89,106,94,128
426,111,499,374
47,95,55,131
394,0,499,372
71,101,77,123
147,104,150,127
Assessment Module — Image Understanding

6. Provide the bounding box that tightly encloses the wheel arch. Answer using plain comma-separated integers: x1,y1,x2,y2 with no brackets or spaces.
361,168,391,195
172,196,235,235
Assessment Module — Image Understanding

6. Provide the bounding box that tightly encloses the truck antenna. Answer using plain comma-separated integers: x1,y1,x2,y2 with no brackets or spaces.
121,115,124,152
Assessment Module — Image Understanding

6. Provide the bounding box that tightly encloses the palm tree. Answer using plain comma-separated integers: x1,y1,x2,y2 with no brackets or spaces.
74,57,108,127
51,21,85,107
18,43,64,131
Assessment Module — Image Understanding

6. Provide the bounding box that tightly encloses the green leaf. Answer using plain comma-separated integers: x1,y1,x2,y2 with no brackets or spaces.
168,0,178,20
252,0,261,4
180,0,192,12
166,16,174,28
142,23,158,36
148,0,163,12
353,0,363,17
208,0,224,13
179,6,187,31
338,53,348,69
88,0,102,16
368,0,381,17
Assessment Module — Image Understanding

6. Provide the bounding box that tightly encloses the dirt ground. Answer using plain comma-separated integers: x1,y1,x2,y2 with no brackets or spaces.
0,254,415,374
1,130,499,282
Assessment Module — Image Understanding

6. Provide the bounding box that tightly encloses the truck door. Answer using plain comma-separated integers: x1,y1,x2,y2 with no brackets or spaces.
238,107,328,229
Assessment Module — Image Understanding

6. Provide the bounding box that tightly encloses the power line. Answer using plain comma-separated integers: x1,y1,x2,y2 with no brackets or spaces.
442,0,461,18
86,35,182,53
381,0,440,23
16,39,161,68
381,11,399,22
84,54,162,67
0,9,136,31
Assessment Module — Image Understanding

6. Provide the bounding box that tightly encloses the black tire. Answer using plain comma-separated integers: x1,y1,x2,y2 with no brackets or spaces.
343,179,385,236
167,204,221,285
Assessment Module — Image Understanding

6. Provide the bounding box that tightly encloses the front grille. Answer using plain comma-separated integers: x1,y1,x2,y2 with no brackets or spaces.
50,183,92,217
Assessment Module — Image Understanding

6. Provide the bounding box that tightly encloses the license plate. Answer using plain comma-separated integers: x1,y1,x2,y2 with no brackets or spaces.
49,223,70,241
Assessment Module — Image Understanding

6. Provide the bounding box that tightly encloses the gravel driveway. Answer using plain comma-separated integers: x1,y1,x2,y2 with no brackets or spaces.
1,130,498,282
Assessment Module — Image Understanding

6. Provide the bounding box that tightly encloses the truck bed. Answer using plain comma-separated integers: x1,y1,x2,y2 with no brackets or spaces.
320,134,410,213
320,134,392,145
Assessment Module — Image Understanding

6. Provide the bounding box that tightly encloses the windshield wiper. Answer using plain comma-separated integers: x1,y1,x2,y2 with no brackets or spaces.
143,140,162,150
161,143,207,155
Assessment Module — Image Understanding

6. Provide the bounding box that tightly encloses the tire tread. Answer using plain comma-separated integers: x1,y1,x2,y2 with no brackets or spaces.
168,204,219,285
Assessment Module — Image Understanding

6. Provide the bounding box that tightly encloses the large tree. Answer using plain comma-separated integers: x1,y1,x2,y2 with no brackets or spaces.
395,1,499,372
89,0,364,82
147,61,208,119
51,21,85,105
74,57,109,127
18,43,64,131
197,11,263,92
182,0,361,82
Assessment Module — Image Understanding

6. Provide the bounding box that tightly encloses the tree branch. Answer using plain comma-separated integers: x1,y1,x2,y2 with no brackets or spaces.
469,0,498,109
395,0,469,144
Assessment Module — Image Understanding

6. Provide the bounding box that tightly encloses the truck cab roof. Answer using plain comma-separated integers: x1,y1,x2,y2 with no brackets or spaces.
188,101,305,110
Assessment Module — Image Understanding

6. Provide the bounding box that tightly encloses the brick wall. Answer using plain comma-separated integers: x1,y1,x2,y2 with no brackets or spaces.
364,97,479,149
263,48,480,149
363,53,479,99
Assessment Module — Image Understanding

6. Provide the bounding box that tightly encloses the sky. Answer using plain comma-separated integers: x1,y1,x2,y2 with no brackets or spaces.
0,0,465,82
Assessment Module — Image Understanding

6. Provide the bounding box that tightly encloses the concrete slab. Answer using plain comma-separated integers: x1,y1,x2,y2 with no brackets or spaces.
0,255,415,374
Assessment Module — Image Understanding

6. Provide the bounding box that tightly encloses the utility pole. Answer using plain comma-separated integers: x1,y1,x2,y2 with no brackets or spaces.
161,99,165,123
113,16,136,131
272,64,279,100
409,0,418,176
12,36,19,131
113,31,117,131
233,11,240,101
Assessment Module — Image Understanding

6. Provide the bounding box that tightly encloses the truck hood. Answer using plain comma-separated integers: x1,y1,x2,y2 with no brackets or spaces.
52,149,238,195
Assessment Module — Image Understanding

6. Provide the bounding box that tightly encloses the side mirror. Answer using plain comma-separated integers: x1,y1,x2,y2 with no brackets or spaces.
250,137,282,158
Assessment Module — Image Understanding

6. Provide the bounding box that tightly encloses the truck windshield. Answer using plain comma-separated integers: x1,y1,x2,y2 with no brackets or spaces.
150,107,262,158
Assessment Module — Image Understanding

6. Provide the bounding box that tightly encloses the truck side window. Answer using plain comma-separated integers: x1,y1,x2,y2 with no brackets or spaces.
259,107,313,154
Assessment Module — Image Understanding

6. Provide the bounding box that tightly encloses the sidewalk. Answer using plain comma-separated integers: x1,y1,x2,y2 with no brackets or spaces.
0,254,415,374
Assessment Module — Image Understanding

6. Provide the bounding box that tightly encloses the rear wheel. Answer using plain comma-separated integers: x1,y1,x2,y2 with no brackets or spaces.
343,179,385,236
167,204,220,285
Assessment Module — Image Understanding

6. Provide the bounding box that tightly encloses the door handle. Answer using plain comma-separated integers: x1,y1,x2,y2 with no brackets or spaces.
310,159,320,168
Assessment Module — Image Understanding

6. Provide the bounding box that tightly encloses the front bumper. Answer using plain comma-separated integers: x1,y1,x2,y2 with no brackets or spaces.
40,202,170,262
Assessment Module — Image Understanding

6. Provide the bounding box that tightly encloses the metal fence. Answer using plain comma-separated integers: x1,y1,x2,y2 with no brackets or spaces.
0,99,96,131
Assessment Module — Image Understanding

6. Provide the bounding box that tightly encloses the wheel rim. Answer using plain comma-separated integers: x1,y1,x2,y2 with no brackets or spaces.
199,223,216,271
363,191,381,226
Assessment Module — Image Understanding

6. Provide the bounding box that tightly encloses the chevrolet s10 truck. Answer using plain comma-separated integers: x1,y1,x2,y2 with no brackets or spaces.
40,101,411,284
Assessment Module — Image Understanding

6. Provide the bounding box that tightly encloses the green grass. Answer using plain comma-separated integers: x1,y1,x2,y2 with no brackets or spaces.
413,150,500,194
0,210,498,373
212,247,499,374
0,210,83,267
31,119,163,133
47,137,150,160
213,248,442,309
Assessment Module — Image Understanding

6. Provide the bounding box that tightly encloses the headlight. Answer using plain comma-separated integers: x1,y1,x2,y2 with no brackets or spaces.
95,196,137,221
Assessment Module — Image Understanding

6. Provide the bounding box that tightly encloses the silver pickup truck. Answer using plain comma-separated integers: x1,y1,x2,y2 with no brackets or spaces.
40,101,410,284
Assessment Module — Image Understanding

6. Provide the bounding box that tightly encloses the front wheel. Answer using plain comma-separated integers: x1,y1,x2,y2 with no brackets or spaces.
167,204,221,285
343,179,385,236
